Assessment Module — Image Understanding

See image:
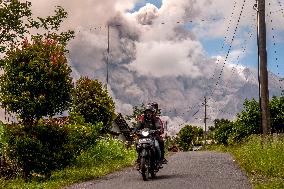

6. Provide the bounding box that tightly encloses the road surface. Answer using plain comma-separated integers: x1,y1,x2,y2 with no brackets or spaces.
64,151,252,189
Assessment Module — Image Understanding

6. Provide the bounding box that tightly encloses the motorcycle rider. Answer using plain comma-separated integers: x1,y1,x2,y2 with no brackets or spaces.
134,104,162,168
148,102,167,164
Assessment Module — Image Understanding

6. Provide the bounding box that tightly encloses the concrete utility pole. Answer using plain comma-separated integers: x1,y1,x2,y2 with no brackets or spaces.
106,24,110,86
258,0,270,135
105,24,121,87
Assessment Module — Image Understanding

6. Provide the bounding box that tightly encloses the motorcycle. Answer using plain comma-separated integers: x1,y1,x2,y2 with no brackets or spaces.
134,128,162,181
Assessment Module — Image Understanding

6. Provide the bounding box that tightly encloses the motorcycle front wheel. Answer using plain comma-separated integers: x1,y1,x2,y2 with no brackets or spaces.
150,170,156,178
140,157,150,181
150,158,156,178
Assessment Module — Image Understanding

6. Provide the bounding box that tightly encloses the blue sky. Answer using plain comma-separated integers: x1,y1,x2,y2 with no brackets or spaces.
133,0,284,79
134,0,162,10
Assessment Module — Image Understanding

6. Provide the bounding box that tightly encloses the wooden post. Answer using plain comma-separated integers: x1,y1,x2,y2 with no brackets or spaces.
258,0,270,135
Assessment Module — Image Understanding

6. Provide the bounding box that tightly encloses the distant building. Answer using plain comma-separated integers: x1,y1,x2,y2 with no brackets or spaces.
111,113,134,142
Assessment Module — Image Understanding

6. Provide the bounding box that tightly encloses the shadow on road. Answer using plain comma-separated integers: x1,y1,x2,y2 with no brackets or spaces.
154,173,189,180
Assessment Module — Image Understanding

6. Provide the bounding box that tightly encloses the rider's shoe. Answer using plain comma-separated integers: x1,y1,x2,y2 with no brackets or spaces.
135,163,140,170
135,159,140,170
162,158,168,164
158,162,163,169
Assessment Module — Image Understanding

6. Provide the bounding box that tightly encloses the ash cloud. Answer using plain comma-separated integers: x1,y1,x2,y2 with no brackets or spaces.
10,0,284,133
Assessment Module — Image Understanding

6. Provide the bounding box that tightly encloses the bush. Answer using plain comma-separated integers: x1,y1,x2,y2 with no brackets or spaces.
164,136,179,152
176,125,203,151
211,97,284,145
0,121,20,179
0,121,4,155
1,115,102,179
0,137,137,189
211,99,262,145
72,77,115,133
213,121,234,145
75,137,136,167
270,96,284,133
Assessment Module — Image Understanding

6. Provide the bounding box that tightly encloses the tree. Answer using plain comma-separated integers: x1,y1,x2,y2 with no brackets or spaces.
176,125,203,151
0,0,74,124
0,38,73,124
125,103,146,127
235,99,261,135
72,77,116,133
269,96,284,133
0,0,74,60
219,99,262,144
212,119,234,145
0,0,32,54
213,119,231,130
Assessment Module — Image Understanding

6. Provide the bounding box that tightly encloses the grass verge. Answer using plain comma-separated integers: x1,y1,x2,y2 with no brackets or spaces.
0,137,137,189
205,134,284,189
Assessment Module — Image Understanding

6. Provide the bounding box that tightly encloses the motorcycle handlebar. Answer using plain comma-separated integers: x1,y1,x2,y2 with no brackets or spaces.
133,129,161,136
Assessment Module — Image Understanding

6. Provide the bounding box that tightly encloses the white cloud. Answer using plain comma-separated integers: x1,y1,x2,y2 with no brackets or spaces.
128,40,204,77
25,0,137,28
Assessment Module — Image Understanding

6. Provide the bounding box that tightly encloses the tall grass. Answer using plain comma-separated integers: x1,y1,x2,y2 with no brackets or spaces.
235,135,284,178
232,135,284,188
0,137,137,189
207,134,284,189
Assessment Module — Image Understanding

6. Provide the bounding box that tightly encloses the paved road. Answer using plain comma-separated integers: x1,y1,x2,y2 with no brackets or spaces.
64,151,252,189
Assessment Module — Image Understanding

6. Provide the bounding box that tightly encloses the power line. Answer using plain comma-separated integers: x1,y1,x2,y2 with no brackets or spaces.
188,1,241,122
75,16,240,33
203,1,239,90
214,25,256,111
206,0,248,100
276,0,284,19
198,0,258,122
222,16,256,90
275,0,284,93
267,2,284,94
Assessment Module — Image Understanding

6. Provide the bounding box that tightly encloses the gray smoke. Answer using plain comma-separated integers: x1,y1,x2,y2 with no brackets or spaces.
8,0,284,135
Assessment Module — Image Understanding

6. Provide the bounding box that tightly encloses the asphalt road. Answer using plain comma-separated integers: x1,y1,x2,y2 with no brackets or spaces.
64,151,252,189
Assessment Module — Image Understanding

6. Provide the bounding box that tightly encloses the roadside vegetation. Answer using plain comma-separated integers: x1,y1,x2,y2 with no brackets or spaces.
167,96,284,188
175,125,203,151
1,1,283,189
205,135,284,189
0,1,136,188
0,137,136,189
204,96,284,189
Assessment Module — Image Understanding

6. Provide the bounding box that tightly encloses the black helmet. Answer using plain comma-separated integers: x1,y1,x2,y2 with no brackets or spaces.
144,104,155,120
144,104,155,113
148,102,158,114
149,102,158,111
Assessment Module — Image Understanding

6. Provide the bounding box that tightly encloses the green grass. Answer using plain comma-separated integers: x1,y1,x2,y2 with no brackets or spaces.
205,135,284,189
0,137,137,189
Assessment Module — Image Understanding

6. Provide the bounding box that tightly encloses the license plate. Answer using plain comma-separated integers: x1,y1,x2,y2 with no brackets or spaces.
139,138,151,143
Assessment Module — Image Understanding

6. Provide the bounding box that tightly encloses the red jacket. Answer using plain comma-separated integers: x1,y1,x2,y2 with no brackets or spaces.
136,114,164,134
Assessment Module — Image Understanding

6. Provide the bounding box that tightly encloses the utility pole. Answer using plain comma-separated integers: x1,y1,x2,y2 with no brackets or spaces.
202,97,208,143
258,0,270,135
105,24,121,87
106,24,110,86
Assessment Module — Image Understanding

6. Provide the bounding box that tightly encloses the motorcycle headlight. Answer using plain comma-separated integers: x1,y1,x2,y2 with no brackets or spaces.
141,130,149,137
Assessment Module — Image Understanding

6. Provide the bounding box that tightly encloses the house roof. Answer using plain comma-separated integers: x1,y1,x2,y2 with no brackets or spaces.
114,113,133,141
